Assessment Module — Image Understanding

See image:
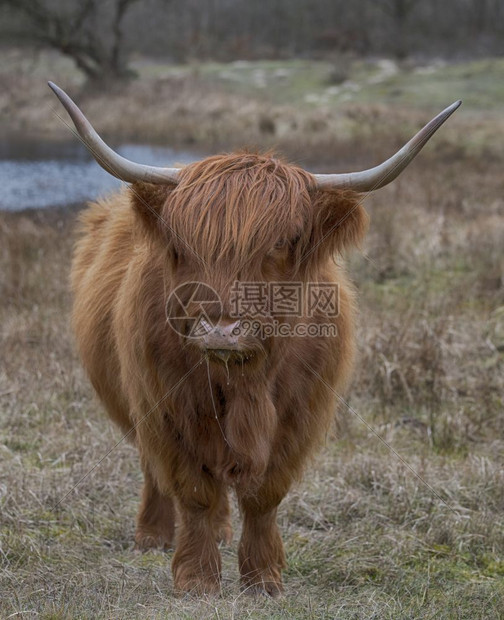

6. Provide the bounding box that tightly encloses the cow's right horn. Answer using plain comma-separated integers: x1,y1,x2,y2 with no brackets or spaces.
48,82,182,185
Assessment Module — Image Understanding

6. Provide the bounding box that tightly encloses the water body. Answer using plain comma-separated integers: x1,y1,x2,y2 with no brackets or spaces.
0,136,201,211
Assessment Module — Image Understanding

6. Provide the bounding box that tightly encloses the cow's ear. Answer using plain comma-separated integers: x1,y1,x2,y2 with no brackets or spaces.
129,182,175,239
311,189,369,257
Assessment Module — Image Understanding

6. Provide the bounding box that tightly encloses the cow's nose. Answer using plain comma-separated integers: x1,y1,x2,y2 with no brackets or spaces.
199,319,241,351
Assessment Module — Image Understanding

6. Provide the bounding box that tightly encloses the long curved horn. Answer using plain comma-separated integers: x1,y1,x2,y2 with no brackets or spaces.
313,100,461,192
48,82,181,184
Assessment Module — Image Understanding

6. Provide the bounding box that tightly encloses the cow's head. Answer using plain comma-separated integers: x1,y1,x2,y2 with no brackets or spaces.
49,82,460,367
129,152,371,366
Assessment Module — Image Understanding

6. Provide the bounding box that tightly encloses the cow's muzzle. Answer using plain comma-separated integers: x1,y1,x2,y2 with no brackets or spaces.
198,319,242,363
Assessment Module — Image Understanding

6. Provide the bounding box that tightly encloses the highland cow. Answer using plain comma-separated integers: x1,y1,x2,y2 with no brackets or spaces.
49,82,460,595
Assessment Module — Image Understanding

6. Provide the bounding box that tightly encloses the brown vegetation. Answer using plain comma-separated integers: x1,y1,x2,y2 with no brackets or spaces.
0,48,474,157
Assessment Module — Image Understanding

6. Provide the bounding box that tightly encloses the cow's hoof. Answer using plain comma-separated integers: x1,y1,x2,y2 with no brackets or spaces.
241,575,284,597
134,528,174,551
174,575,221,596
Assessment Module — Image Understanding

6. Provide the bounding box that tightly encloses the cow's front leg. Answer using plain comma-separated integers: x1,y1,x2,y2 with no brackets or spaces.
213,489,233,545
172,478,224,595
135,468,176,551
237,484,288,597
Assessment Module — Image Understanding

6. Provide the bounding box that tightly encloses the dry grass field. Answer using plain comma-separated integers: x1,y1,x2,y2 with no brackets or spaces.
1,51,504,618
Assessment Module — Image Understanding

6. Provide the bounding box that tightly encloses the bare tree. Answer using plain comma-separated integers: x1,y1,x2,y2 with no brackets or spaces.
376,0,420,59
3,0,141,83
3,0,504,67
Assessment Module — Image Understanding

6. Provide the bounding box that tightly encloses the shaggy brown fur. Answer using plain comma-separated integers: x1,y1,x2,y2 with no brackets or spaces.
71,152,368,596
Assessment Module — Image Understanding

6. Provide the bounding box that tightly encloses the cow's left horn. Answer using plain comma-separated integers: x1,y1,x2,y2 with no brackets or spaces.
48,82,181,184
313,100,461,192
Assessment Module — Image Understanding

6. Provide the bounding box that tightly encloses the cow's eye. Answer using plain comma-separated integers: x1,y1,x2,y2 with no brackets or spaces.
274,239,288,250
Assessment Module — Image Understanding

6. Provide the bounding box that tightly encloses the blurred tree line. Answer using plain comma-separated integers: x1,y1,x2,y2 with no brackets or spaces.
1,0,503,82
